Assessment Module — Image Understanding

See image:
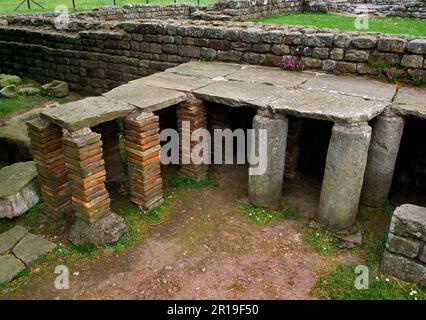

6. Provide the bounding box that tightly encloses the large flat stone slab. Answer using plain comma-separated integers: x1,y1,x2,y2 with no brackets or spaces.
391,87,426,119
0,161,40,219
165,61,243,79
270,89,388,123
13,233,56,266
0,254,25,285
226,66,310,88
103,83,186,112
131,72,211,92
41,97,134,131
0,226,28,255
302,74,397,102
193,80,287,108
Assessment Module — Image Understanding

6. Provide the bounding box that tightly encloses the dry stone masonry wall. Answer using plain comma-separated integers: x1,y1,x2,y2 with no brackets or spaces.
308,0,426,19
382,204,426,286
1,19,426,95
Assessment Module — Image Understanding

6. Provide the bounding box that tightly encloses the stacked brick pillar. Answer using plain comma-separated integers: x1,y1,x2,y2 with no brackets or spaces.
27,118,71,219
124,111,163,211
62,128,110,224
93,121,125,183
176,97,209,181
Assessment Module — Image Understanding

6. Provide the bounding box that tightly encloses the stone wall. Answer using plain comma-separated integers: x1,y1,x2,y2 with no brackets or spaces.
316,0,426,19
381,204,426,286
1,0,304,24
198,0,303,20
0,19,426,95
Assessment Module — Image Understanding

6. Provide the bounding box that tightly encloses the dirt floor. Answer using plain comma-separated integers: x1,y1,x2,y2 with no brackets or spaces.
1,165,363,300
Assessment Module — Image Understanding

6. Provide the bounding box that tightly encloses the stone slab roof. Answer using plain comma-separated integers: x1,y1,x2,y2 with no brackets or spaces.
103,82,186,112
38,62,425,127
40,96,135,131
391,87,426,119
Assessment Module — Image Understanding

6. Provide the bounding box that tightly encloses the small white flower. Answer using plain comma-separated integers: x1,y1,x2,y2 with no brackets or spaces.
375,276,379,280
385,278,390,282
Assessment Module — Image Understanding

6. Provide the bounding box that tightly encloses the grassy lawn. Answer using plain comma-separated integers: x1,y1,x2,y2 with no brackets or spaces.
0,93,80,120
254,13,426,37
0,0,215,15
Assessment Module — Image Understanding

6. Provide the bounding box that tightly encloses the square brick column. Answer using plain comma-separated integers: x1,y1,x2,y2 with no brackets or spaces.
176,97,208,181
62,128,110,224
27,118,71,219
93,121,125,183
124,111,163,212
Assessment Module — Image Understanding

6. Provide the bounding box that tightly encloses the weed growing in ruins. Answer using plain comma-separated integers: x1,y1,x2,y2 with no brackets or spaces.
303,227,338,256
412,73,426,87
311,208,425,300
238,203,299,224
383,200,395,215
72,242,98,257
168,174,218,189
311,264,426,300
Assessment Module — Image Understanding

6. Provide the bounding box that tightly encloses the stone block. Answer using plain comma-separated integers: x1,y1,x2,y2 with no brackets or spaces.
0,225,28,255
401,54,424,68
386,233,422,258
389,204,426,241
377,37,406,53
381,250,426,286
0,162,40,219
69,212,128,245
13,233,56,267
0,254,25,285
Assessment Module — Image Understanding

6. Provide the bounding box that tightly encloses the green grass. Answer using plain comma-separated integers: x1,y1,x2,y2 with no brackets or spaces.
0,0,215,15
0,95,53,119
238,203,299,224
254,13,426,37
311,206,426,300
167,174,218,189
0,204,47,234
0,89,81,120
303,226,339,256
312,264,426,300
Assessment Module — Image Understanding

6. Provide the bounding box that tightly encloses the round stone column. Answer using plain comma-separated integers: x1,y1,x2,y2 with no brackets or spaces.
318,122,372,230
361,112,405,208
248,111,288,209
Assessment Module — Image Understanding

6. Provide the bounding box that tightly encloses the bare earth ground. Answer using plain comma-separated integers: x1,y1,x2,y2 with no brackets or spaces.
1,165,362,300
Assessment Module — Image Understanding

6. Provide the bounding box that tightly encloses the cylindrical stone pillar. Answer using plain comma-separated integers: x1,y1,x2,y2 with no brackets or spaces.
361,112,405,208
248,112,288,209
318,122,372,231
